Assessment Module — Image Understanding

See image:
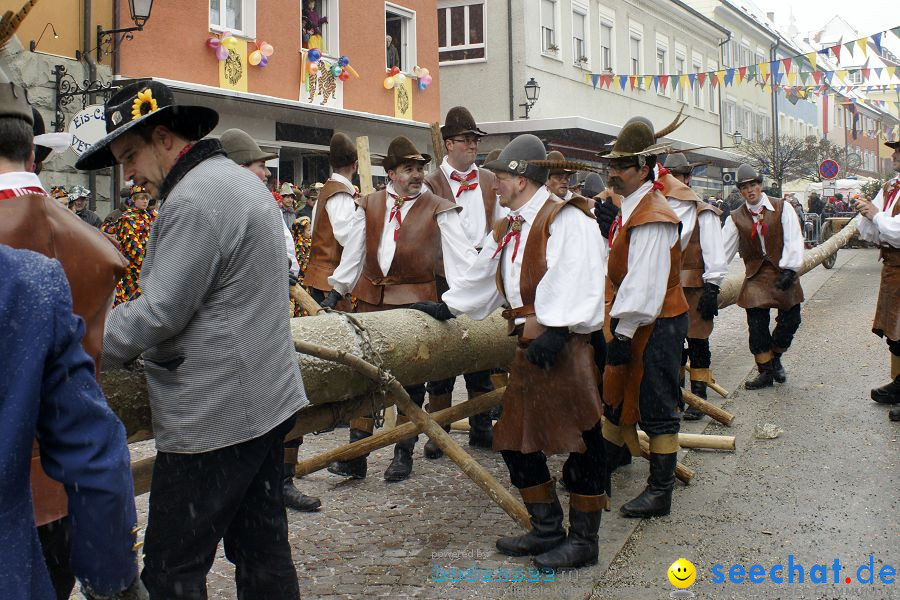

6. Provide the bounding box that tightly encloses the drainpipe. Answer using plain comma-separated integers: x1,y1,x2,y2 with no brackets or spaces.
507,0,514,121
770,37,780,189
83,0,98,211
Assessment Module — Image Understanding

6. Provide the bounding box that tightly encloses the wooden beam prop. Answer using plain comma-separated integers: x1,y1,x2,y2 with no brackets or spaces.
291,284,323,316
295,388,503,476
637,431,735,451
430,121,445,164
356,135,374,195
708,381,729,399
291,339,531,530
682,389,735,427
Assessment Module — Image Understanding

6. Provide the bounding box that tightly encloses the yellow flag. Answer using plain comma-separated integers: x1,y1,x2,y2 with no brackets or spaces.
219,39,248,92
394,76,413,120
857,38,867,57
680,74,689,90
787,72,796,85
644,75,653,89
716,70,726,86
837,69,848,81
759,62,769,79
888,66,897,80
806,52,817,71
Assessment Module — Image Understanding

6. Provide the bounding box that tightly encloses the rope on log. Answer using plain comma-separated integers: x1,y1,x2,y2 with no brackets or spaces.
292,339,532,531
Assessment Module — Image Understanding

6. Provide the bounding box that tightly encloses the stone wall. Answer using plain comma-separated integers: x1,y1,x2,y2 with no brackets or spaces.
1,37,116,217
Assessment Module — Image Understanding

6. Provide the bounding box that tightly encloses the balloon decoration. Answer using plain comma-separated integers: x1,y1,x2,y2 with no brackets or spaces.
249,40,275,68
302,49,359,86
411,65,432,92
208,32,243,62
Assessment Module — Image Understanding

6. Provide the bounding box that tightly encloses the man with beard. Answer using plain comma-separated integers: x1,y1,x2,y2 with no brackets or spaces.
854,139,900,420
721,164,804,389
545,150,574,200
593,119,689,518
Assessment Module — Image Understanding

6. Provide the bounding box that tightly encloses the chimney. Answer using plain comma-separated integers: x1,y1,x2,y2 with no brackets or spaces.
767,11,775,21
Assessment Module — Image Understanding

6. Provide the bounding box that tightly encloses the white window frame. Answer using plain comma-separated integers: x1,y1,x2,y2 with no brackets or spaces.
742,103,753,140
707,59,718,113
656,35,668,97
692,53,703,109
209,0,257,39
572,2,590,68
597,10,614,73
724,98,736,134
385,3,417,74
438,0,486,65
628,21,643,87
674,52,686,103
540,0,561,58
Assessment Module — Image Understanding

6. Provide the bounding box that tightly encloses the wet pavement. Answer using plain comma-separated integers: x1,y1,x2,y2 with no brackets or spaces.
123,248,897,599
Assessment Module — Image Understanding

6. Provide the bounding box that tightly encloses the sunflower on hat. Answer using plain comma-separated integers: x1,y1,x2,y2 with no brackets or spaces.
131,88,158,121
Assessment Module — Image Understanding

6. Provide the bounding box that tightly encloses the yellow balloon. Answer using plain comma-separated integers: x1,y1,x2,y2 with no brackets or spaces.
383,76,395,89
308,62,319,74
249,50,262,66
668,559,697,589
223,36,238,50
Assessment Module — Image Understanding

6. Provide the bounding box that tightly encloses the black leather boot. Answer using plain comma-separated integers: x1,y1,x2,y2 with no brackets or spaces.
423,393,453,459
745,360,775,390
533,494,604,570
683,381,706,421
282,464,322,512
327,426,371,479
384,435,416,482
772,353,787,383
620,452,677,518
871,375,900,404
468,411,494,448
496,481,566,556
890,406,900,421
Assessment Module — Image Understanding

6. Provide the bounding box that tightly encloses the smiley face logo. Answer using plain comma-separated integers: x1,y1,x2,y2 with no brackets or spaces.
668,558,697,588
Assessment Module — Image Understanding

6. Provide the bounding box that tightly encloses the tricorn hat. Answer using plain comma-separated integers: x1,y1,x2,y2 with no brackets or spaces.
736,163,762,186
329,132,358,169
582,173,606,199
483,134,549,184
381,136,431,172
75,80,219,170
663,152,696,174
440,106,487,139
547,150,574,176
220,128,278,165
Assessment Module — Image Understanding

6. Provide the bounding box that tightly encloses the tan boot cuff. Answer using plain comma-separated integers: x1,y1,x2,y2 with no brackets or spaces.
350,417,375,433
283,446,299,464
601,418,624,446
648,434,680,454
519,480,555,504
689,368,713,383
621,424,642,457
755,351,774,364
570,493,609,512
490,372,509,390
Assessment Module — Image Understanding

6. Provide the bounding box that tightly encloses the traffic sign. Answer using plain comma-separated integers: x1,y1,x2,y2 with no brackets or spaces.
819,158,839,180
722,170,736,185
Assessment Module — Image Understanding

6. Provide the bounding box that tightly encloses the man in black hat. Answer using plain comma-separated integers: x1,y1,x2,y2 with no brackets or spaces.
658,153,727,420
75,80,307,599
722,164,804,390
429,133,608,570
419,106,503,454
327,135,476,482
854,139,900,420
307,132,363,311
593,120,689,519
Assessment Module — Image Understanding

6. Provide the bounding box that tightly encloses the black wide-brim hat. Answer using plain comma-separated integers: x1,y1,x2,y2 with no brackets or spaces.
885,139,900,150
440,106,488,139
75,80,218,171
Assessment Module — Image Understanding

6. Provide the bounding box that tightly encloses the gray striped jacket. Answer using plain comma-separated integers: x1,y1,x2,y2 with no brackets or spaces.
102,152,308,453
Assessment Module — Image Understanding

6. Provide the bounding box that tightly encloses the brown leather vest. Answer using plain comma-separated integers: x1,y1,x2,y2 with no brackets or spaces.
424,166,498,241
605,189,689,325
493,195,593,339
352,189,459,306
680,202,723,289
0,193,127,526
731,198,787,278
880,180,900,262
659,172,699,203
305,178,357,292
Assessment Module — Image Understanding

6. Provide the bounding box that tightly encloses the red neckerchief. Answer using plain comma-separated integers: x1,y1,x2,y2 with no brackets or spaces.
885,179,900,212
175,142,196,164
608,214,623,248
0,185,47,200
749,206,767,239
657,166,670,177
450,169,478,197
492,215,525,261
388,191,419,240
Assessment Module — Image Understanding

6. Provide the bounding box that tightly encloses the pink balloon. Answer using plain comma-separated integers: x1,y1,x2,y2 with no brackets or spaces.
260,42,274,57
208,37,221,48
421,74,433,85
216,45,229,61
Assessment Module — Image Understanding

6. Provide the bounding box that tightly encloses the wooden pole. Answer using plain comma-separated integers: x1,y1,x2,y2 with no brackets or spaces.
708,381,729,398
356,135,374,195
291,284,323,316
430,122,445,164
295,388,503,476
682,389,735,427
637,431,735,451
293,339,531,530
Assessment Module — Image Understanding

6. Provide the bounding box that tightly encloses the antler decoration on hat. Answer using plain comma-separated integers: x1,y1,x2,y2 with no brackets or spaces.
0,0,40,50
529,159,605,174
654,105,687,140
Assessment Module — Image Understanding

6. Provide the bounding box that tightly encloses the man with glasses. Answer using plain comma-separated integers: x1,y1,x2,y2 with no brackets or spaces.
593,120,689,519
721,164,804,390
545,150,575,200
422,107,505,455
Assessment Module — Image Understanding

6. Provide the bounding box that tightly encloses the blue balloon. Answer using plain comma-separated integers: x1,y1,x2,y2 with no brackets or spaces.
308,48,321,62
338,55,350,67
418,81,428,91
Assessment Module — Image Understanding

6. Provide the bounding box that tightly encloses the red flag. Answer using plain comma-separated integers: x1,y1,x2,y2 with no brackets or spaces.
832,44,841,61
739,66,747,81
782,57,792,73
812,70,823,84
698,72,706,87
659,74,669,88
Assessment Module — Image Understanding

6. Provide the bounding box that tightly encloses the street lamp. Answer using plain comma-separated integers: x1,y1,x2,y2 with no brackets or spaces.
519,77,541,119
96,0,154,60
731,130,743,146
29,22,59,52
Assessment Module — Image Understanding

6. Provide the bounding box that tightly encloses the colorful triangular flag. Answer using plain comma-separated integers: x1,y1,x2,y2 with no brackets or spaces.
875,67,883,78
738,66,747,82
806,52,817,71
724,68,735,86
688,73,696,88
644,75,653,89
659,74,669,89
812,70,823,84
716,70,726,86
619,74,628,90
629,76,636,90
590,73,600,89
857,38,867,57
887,66,897,80
782,57,792,73
787,72,796,85
873,32,883,54
844,41,855,57
680,74,689,90
698,72,706,88
832,44,841,61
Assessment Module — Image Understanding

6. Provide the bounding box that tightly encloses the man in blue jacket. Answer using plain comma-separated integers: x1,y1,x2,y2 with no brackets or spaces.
0,244,144,599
